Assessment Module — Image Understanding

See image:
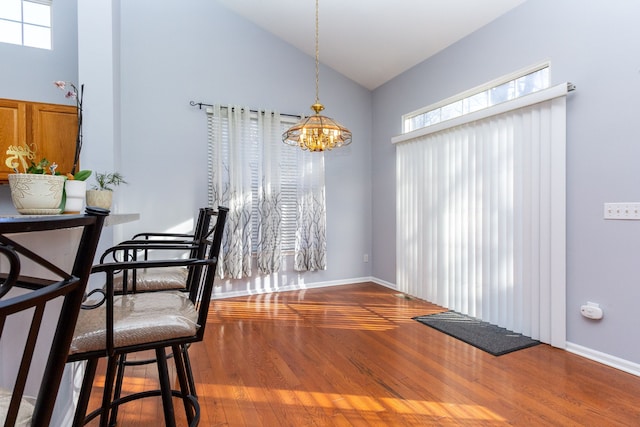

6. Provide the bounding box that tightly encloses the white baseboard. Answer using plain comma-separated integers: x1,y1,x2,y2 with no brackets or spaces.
212,276,376,299
370,277,397,290
211,276,396,299
566,342,640,377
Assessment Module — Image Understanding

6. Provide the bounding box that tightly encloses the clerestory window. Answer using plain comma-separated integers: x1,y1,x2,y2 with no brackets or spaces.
403,63,550,134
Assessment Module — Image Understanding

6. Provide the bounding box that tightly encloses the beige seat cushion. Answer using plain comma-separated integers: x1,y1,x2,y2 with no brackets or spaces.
113,266,189,292
70,291,198,355
0,388,34,426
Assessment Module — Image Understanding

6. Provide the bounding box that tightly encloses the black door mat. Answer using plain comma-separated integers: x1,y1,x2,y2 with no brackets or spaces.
413,310,540,356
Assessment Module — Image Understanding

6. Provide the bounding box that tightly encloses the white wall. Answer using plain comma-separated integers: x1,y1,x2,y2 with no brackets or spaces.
372,0,640,367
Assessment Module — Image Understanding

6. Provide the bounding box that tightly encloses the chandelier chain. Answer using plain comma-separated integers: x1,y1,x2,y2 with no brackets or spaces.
280,0,352,151
315,0,320,105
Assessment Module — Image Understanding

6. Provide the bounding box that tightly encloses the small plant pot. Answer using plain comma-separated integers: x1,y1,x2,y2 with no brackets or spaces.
63,180,87,214
86,189,113,210
8,174,65,214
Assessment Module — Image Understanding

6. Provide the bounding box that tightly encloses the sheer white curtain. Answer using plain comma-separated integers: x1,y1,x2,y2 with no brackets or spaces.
393,83,568,347
207,105,327,279
207,105,282,278
295,151,326,271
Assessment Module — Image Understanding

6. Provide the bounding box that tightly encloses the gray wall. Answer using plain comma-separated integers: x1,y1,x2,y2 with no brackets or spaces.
372,0,640,364
109,1,373,292
0,1,78,103
1,0,372,290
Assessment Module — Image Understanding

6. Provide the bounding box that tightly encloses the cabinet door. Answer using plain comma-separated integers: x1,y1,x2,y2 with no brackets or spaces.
0,99,78,183
30,102,78,176
0,99,28,181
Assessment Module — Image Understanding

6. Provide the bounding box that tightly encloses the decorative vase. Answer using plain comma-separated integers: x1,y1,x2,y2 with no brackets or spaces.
85,189,112,210
63,180,87,214
8,174,66,214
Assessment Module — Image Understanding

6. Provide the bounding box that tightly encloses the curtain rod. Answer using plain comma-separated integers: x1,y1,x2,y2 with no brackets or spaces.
189,101,301,119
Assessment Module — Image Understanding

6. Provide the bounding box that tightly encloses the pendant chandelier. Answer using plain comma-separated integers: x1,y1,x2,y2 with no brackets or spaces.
282,0,352,152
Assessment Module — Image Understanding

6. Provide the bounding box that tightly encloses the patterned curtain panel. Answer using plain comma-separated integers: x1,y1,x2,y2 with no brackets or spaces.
256,111,283,275
208,105,253,278
207,105,327,278
295,151,327,272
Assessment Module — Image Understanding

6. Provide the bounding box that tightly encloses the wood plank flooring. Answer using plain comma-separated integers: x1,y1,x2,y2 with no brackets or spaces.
85,282,640,426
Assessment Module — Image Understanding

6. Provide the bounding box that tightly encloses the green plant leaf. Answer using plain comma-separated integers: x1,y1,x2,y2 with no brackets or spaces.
73,170,92,181
92,171,127,190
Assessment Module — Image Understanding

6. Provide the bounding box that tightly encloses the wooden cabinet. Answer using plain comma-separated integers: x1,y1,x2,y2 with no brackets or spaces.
0,98,78,183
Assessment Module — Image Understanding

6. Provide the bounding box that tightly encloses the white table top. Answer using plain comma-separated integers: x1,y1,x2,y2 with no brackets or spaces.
0,213,140,227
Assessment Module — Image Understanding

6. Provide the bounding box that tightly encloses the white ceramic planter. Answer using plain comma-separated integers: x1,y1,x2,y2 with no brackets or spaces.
85,189,113,210
63,180,87,214
8,174,66,214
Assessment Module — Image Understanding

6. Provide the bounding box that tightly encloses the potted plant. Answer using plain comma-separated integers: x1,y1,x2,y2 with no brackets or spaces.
86,172,127,210
7,158,66,214
6,139,92,213
62,169,92,214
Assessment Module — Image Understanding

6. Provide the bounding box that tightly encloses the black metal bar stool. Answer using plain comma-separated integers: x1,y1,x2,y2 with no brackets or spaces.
0,208,108,426
68,206,227,427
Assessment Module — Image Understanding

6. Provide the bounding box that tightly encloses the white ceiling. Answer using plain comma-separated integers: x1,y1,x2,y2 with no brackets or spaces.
217,0,526,90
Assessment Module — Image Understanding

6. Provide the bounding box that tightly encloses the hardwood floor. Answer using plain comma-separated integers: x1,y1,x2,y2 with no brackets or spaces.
86,282,640,426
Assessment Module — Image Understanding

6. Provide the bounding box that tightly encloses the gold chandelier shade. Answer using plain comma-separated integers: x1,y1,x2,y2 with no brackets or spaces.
282,0,352,152
282,103,352,152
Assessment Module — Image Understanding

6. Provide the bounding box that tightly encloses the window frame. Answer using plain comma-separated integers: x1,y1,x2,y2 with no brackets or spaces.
0,0,52,50
402,62,551,134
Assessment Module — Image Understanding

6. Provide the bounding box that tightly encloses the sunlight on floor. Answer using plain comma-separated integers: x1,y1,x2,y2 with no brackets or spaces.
209,300,443,331
92,371,505,423
198,383,506,421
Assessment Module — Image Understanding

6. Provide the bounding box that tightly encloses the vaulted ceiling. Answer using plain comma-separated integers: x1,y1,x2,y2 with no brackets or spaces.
217,0,526,90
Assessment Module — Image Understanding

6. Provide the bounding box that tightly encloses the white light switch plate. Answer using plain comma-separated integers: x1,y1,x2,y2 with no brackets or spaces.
603,203,640,220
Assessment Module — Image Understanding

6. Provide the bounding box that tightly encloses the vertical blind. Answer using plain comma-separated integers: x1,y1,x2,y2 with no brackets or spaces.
393,83,569,347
